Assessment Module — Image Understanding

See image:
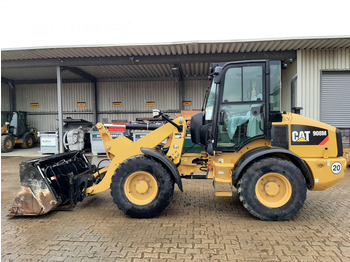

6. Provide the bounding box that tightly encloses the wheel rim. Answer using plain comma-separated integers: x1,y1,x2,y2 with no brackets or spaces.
27,137,33,147
124,171,158,205
255,173,292,208
6,139,13,149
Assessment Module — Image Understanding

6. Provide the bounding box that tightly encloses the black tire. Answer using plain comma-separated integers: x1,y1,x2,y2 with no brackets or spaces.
1,135,15,153
21,132,35,149
238,157,307,221
111,155,174,218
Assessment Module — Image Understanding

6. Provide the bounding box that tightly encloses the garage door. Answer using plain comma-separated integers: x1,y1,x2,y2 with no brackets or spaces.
320,71,350,128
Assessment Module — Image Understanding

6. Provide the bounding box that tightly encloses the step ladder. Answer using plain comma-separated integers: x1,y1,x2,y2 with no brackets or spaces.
213,177,233,197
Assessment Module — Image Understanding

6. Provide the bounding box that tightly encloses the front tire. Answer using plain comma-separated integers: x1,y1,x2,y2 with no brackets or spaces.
1,135,15,153
111,155,174,218
238,157,307,221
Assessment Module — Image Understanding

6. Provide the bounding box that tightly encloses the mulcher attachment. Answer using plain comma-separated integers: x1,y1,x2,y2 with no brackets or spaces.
8,151,96,217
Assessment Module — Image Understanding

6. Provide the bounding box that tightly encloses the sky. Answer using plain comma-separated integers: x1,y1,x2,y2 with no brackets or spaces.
1,0,350,49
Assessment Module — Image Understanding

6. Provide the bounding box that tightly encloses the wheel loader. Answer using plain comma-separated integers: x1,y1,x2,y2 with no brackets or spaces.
1,111,38,153
8,60,346,221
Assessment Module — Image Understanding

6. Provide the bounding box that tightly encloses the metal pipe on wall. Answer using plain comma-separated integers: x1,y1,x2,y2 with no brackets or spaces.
92,81,98,124
56,66,64,153
8,81,16,112
179,81,184,111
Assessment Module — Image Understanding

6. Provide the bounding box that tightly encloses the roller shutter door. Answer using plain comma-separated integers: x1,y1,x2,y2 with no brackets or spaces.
320,71,350,128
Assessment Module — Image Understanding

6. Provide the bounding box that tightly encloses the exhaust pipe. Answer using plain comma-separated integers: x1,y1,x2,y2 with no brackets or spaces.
8,151,96,217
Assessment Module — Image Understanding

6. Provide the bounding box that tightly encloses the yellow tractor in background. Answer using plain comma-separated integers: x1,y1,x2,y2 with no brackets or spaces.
8,60,346,221
1,111,38,153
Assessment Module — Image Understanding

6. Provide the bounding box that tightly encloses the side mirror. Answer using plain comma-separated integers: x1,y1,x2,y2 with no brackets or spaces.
213,66,223,84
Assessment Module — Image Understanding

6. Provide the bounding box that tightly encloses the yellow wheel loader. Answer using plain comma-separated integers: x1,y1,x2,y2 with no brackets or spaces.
1,111,38,153
8,60,346,221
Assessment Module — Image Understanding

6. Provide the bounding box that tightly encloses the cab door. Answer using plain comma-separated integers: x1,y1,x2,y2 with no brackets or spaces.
214,62,266,150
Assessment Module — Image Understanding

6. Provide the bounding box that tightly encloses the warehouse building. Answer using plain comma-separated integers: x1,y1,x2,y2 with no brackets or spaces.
1,36,350,149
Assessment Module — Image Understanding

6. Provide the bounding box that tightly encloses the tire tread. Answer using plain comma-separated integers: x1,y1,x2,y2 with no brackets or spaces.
237,157,307,221
110,155,174,218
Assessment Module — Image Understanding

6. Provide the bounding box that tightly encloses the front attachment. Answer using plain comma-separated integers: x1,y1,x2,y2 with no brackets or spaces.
8,151,96,217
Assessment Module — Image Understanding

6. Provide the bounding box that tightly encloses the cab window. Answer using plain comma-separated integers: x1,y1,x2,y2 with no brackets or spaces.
217,64,264,149
205,82,217,121
269,61,281,112
222,66,263,103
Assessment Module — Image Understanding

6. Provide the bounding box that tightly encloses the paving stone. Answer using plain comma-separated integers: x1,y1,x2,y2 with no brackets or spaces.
48,256,67,261
2,157,350,261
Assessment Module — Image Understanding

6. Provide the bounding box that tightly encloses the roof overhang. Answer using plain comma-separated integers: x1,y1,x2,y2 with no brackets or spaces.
2,36,350,84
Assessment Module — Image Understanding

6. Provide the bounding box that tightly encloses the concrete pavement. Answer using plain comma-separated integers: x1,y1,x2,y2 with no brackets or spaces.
1,154,350,261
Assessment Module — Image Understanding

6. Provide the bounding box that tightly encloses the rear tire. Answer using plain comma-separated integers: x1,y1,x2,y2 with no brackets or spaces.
238,157,306,221
1,135,15,153
111,155,174,218
21,132,35,149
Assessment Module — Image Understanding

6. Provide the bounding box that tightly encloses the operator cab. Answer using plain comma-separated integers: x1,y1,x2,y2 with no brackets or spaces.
8,111,28,137
191,60,282,152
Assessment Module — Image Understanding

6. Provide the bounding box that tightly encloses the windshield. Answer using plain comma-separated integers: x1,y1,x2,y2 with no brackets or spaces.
204,81,216,121
10,112,17,127
269,61,281,112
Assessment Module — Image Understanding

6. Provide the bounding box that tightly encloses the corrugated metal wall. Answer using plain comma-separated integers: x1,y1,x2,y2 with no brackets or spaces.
183,80,209,110
98,81,178,112
63,83,94,112
26,115,59,132
297,48,350,120
97,80,208,122
17,83,57,112
16,83,94,131
1,84,10,111
97,80,207,122
16,83,94,113
9,80,207,131
97,81,179,122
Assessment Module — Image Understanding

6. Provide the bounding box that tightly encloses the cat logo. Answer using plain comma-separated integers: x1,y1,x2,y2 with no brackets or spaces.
291,125,329,146
292,131,310,143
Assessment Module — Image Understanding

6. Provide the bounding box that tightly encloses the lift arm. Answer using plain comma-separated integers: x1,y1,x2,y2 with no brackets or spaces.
86,117,187,195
